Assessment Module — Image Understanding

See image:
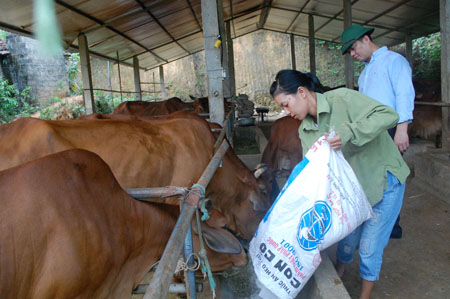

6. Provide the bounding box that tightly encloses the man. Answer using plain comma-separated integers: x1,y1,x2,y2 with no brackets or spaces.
337,24,415,298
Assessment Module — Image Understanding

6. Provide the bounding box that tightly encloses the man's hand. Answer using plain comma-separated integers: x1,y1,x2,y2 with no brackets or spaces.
324,132,342,150
394,122,409,153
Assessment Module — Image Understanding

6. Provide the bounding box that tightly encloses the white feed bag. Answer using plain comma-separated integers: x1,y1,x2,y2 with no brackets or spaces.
250,136,373,299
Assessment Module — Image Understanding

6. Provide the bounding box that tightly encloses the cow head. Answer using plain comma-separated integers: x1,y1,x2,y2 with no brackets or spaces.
254,163,279,204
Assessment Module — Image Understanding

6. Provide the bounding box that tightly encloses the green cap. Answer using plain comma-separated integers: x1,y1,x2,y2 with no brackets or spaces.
340,24,374,55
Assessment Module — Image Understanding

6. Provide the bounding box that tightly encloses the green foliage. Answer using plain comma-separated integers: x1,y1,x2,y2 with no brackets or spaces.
71,104,85,118
0,80,36,123
0,30,6,41
67,53,82,95
412,33,440,80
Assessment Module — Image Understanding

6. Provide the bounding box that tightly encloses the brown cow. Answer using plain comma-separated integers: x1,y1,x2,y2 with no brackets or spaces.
409,80,442,147
0,149,247,299
113,97,204,116
0,116,270,240
260,116,303,202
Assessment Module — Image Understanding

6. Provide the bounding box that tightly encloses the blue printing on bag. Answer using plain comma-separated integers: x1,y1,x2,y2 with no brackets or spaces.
262,157,310,223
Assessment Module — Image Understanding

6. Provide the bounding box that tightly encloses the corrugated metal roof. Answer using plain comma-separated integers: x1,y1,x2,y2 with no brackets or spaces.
0,0,440,70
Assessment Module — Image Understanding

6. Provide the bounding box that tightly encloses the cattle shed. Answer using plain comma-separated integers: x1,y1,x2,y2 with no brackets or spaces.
1,0,448,149
1,0,450,298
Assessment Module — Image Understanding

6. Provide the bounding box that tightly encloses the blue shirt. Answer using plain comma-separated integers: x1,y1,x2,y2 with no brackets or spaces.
358,46,415,123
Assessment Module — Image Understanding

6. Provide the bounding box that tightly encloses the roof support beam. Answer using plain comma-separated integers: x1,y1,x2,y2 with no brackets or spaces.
405,34,413,67
374,10,439,42
218,0,231,99
55,0,167,63
133,56,142,101
226,20,236,98
331,0,413,41
186,0,202,30
78,34,96,115
314,0,360,34
343,0,354,89
285,0,312,33
229,0,237,37
159,65,166,100
258,0,273,29
134,0,191,54
440,0,450,150
290,34,296,70
202,0,225,125
309,15,316,75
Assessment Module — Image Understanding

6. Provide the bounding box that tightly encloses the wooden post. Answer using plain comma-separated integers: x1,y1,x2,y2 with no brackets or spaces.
159,65,166,99
107,61,112,99
226,20,236,98
308,15,316,74
441,0,450,150
343,0,354,89
117,51,123,102
152,72,156,99
133,56,142,101
78,33,95,114
290,34,296,70
202,0,225,125
217,0,230,99
405,34,413,68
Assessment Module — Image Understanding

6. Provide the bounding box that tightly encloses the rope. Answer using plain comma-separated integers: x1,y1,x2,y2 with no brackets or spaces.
188,184,210,221
174,253,201,275
195,208,216,298
200,199,210,221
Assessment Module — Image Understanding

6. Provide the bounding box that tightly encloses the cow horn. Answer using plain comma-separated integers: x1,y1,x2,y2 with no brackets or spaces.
254,163,269,179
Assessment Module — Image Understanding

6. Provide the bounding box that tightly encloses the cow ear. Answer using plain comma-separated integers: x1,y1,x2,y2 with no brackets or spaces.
201,224,243,254
189,95,198,102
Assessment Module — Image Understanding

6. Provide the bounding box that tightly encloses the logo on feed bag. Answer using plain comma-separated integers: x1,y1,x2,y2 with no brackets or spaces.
297,201,332,251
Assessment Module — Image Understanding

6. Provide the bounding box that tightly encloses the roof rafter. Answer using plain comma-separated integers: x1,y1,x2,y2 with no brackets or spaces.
134,0,191,55
258,0,273,29
330,0,414,41
270,5,423,38
285,0,312,33
186,0,202,30
55,0,168,63
314,0,359,34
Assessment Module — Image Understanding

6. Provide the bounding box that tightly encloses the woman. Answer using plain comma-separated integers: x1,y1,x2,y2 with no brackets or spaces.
270,69,410,299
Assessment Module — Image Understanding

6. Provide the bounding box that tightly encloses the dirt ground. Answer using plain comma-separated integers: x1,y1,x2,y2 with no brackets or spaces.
327,175,450,299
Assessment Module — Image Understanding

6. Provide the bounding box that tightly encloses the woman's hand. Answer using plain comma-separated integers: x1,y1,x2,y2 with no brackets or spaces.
324,132,342,150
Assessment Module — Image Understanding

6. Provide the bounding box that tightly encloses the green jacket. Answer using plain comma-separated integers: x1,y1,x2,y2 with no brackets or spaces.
299,88,410,206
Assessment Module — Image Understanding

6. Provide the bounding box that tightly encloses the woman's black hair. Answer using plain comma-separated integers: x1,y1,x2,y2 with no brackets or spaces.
270,69,325,97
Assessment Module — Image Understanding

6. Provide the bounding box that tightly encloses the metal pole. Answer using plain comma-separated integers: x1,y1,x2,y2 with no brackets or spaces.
183,223,196,299
143,140,230,299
